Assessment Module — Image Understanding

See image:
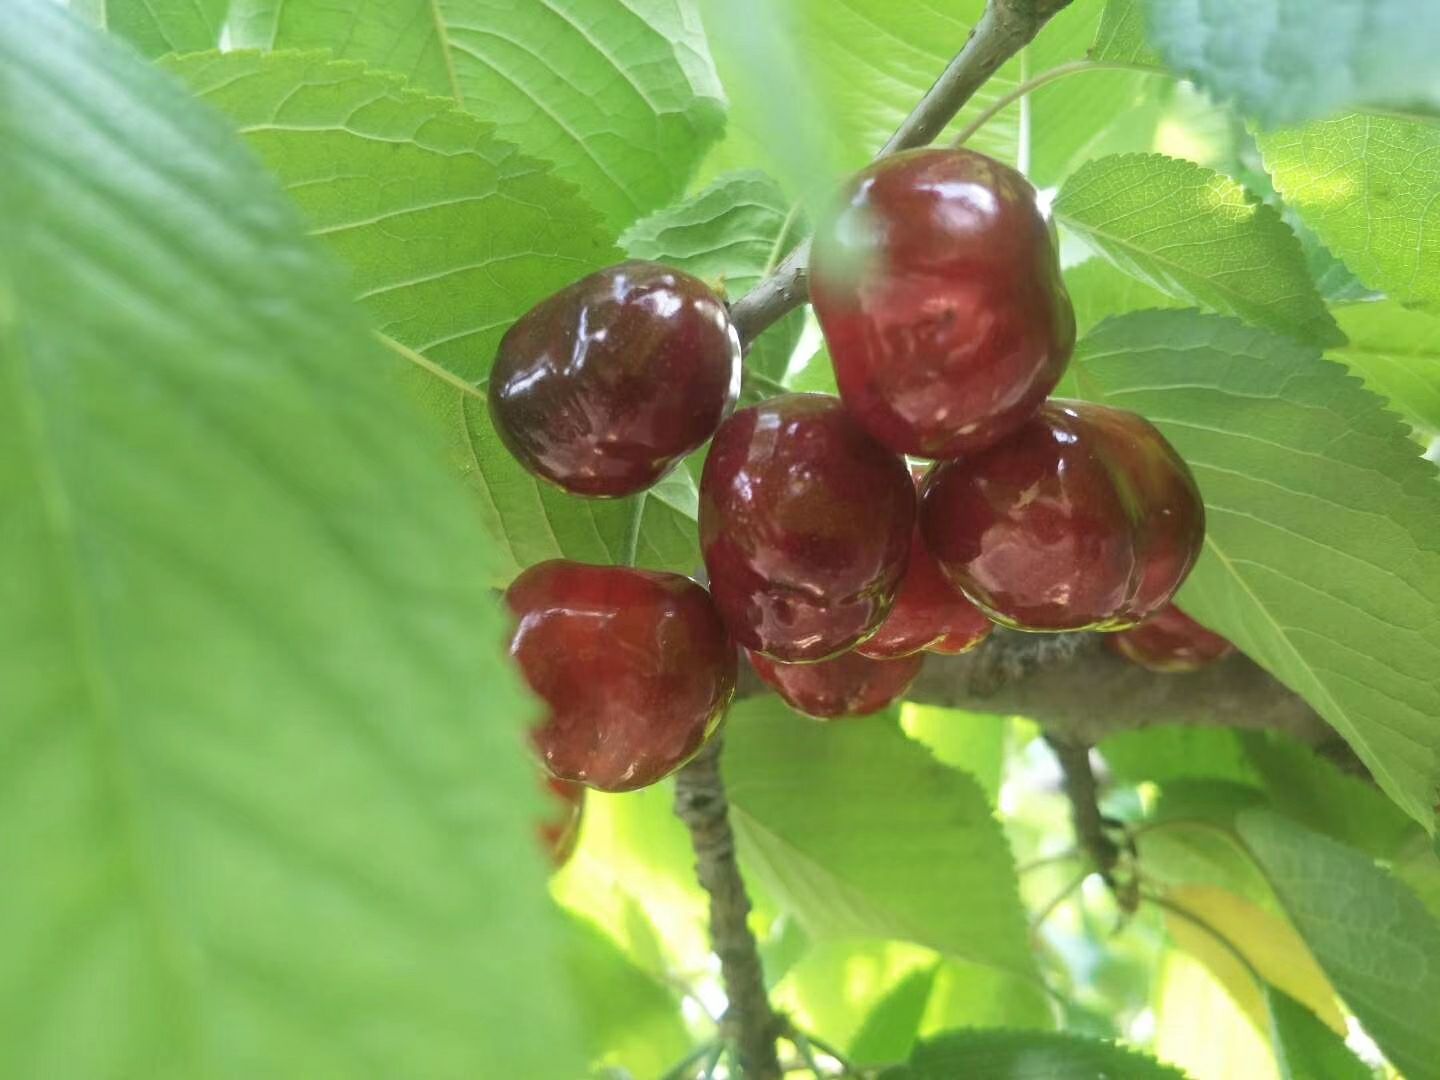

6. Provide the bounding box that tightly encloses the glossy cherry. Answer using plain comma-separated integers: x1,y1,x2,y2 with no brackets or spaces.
920,400,1204,632
505,560,736,792
700,393,915,662
489,261,741,497
1105,603,1234,673
538,777,585,868
748,649,924,720
811,147,1075,460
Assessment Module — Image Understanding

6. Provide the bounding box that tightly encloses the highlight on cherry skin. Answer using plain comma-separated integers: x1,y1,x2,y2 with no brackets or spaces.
748,648,925,720
920,400,1204,633
1105,603,1235,674
504,560,737,793
488,260,742,498
811,147,1076,461
700,392,916,663
539,776,585,869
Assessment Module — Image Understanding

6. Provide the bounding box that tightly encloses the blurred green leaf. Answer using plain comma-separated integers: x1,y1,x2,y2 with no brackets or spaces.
899,705,1007,803
1055,154,1342,346
1259,114,1440,314
1264,986,1371,1080
880,1028,1189,1079
622,170,805,380
1332,301,1440,438
1239,810,1440,1080
1154,950,1277,1080
848,965,937,1066
227,0,725,229
1062,258,1182,337
1091,0,1161,65
1144,0,1440,127
1100,726,1260,788
1072,311,1440,829
75,0,227,56
723,701,1040,985
0,4,580,1075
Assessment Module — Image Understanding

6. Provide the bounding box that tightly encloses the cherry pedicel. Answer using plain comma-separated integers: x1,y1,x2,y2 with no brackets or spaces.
920,400,1204,632
811,147,1075,460
505,560,736,792
539,777,585,868
1106,603,1234,673
489,261,741,498
700,393,915,662
748,649,924,720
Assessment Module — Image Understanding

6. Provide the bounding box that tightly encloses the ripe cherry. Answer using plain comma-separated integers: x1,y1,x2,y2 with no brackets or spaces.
539,777,585,868
700,393,915,662
505,561,736,792
749,649,924,720
1105,604,1234,673
920,400,1204,632
489,261,741,498
811,147,1075,460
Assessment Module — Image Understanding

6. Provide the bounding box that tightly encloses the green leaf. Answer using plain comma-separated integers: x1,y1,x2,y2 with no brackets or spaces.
1072,311,1440,829
1258,114,1440,313
621,170,805,380
1239,810,1440,1080
1055,154,1342,347
1143,0,1440,127
1100,727,1260,788
1092,0,1161,65
723,700,1041,985
848,965,938,1066
166,50,619,381
879,1029,1189,1079
1063,257,1184,337
75,0,228,57
0,3,580,1076
899,705,1007,804
1332,301,1440,437
226,0,725,230
1264,986,1371,1080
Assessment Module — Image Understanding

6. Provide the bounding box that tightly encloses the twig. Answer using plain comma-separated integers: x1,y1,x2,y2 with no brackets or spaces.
727,0,1078,349
1030,867,1090,936
949,58,1160,147
675,737,785,1079
1044,735,1120,882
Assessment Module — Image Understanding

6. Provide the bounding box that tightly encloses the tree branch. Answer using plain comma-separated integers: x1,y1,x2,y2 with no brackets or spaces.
673,737,783,1079
727,0,1078,349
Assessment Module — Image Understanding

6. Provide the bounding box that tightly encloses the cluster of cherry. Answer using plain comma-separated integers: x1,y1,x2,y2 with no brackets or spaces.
497,148,1234,854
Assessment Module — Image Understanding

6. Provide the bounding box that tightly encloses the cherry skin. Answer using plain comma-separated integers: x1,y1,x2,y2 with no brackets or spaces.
811,147,1075,460
700,393,915,662
505,560,736,792
748,649,924,720
920,400,1204,632
538,777,585,868
489,261,741,498
1105,604,1234,673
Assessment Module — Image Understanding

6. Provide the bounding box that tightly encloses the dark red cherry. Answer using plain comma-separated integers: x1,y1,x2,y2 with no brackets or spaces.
920,400,1204,632
538,777,585,868
1105,604,1234,673
749,649,924,720
857,530,994,658
489,261,741,497
811,148,1075,459
700,393,915,662
505,561,736,792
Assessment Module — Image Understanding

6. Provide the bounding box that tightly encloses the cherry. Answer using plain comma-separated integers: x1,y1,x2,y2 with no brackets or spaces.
1105,603,1234,673
857,529,994,658
748,649,924,720
700,393,915,662
811,147,1075,459
538,777,585,868
920,400,1204,632
505,560,736,792
489,261,741,498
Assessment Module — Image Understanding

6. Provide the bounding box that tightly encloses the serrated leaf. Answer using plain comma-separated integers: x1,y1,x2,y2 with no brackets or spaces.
1265,987,1372,1080
1144,0,1440,127
75,0,227,57
1332,301,1440,437
0,3,580,1076
1239,810,1440,1080
1055,154,1342,346
722,700,1041,986
1072,310,1440,829
1258,114,1440,313
166,50,619,380
621,170,805,379
1092,0,1161,65
227,0,725,229
879,1029,1189,1079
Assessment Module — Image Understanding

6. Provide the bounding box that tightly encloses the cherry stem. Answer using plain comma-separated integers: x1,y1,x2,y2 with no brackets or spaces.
1044,735,1120,882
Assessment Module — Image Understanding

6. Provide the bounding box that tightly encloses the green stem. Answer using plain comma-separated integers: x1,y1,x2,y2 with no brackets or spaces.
372,330,487,401
951,58,1163,148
